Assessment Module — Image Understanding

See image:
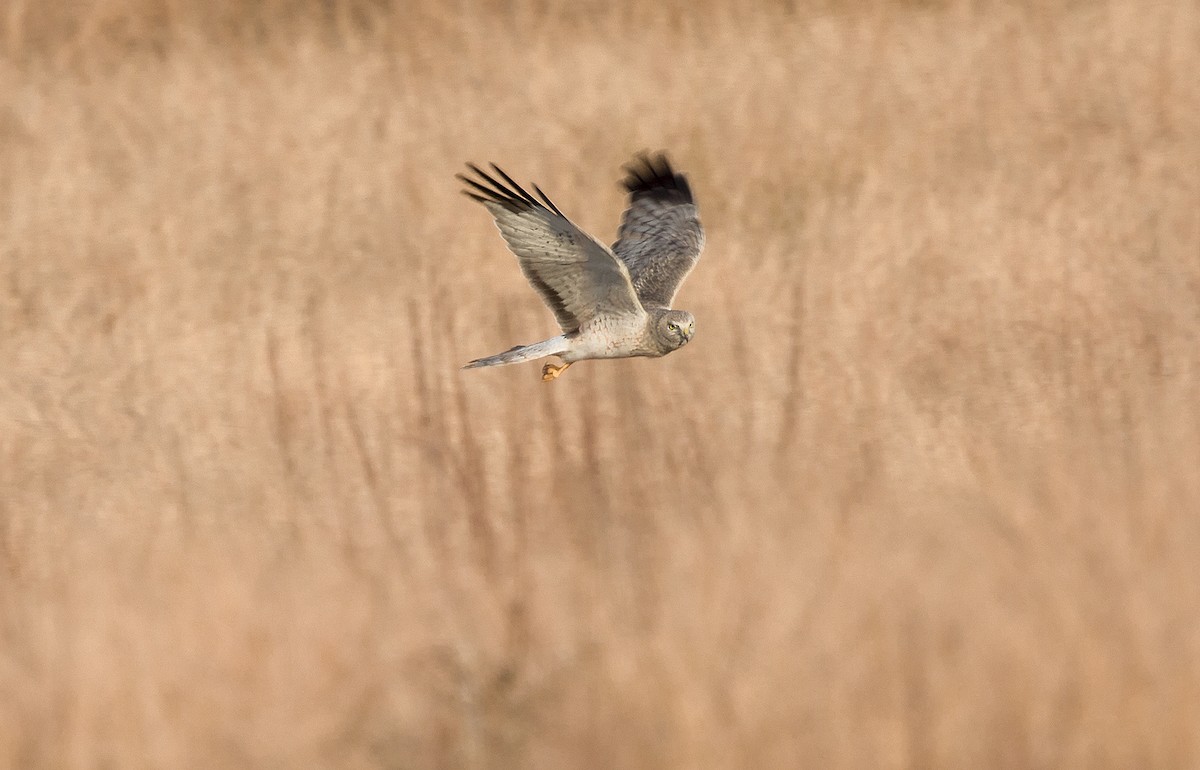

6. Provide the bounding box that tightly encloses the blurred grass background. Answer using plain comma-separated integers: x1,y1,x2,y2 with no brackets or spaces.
1,0,1198,767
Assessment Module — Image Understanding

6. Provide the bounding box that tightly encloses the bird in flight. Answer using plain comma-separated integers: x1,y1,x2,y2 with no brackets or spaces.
459,152,705,381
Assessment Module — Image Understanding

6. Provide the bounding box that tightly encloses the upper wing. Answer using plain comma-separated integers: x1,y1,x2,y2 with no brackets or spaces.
459,163,644,334
611,153,705,309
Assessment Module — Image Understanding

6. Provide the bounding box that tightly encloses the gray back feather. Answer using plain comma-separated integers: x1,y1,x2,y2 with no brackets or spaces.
611,153,705,309
460,164,644,334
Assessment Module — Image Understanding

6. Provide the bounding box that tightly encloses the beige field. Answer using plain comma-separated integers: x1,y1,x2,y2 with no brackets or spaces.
2,0,1199,767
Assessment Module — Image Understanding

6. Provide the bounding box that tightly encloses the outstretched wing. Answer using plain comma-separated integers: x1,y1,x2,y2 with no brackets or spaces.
459,164,644,334
611,153,705,309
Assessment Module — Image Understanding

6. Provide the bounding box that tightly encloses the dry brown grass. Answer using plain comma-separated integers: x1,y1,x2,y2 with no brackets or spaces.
2,0,1199,767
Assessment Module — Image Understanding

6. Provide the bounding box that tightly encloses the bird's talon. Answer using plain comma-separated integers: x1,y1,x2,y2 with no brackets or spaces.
541,362,571,381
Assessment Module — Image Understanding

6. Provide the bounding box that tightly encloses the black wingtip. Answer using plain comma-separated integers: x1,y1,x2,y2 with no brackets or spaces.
458,162,560,215
621,151,694,204
532,184,564,217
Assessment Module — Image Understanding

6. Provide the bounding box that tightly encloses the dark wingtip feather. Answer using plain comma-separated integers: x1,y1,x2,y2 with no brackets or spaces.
489,164,541,208
533,184,564,217
458,162,562,216
620,151,694,205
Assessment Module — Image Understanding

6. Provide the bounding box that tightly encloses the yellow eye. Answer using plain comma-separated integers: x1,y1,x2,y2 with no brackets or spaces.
668,323,678,332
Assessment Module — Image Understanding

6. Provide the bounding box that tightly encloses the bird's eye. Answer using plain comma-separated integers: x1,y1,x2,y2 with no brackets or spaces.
668,323,677,332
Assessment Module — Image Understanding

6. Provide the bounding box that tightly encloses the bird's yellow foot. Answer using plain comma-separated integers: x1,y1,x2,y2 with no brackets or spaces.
541,361,572,382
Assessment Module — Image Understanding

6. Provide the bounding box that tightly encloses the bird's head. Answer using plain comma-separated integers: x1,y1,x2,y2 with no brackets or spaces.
654,309,695,351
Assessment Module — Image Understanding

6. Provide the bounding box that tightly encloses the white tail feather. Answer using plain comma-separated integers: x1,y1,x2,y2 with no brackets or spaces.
462,336,569,369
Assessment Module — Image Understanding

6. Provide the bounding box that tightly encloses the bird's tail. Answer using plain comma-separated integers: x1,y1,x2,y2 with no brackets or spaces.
462,336,569,369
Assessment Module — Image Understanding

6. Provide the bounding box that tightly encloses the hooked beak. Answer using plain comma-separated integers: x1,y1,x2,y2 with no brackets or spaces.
681,327,693,344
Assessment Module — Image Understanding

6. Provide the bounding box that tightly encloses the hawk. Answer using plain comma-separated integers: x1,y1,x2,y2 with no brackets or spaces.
460,153,704,381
